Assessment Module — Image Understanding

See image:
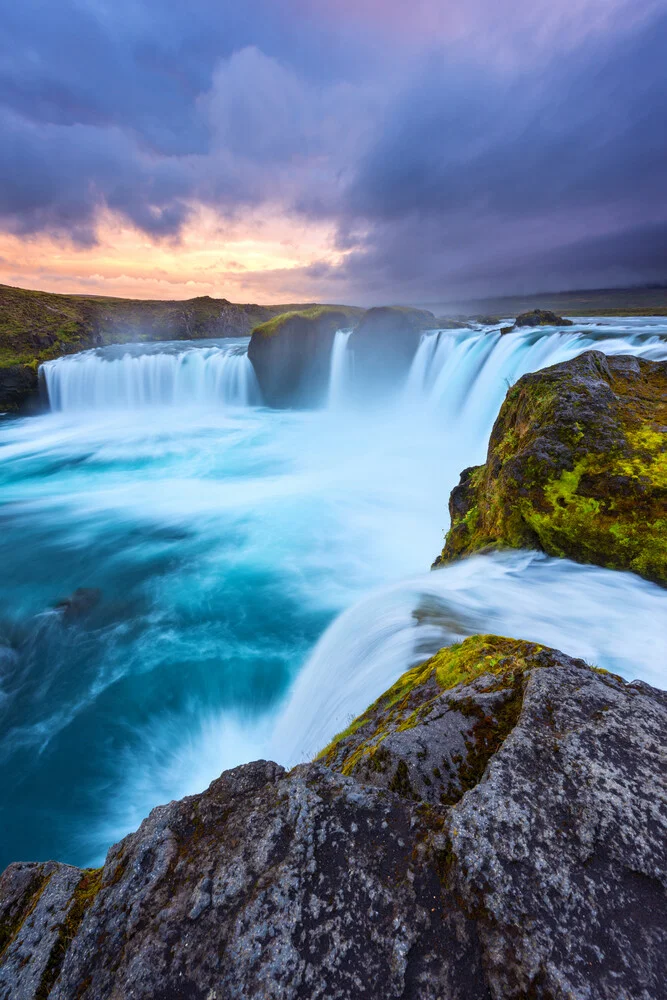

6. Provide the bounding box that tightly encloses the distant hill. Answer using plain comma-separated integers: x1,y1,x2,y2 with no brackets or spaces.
426,285,667,319
0,283,318,410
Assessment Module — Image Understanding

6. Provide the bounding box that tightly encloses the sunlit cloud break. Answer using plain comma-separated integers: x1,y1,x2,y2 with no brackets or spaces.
1,0,666,303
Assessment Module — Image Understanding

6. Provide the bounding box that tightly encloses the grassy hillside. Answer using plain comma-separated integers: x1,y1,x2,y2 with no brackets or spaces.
0,284,314,409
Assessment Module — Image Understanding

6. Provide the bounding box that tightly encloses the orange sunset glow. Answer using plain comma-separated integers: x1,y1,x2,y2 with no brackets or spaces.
0,207,349,303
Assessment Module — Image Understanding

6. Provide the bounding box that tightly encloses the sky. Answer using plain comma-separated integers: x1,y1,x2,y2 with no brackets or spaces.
1,0,666,305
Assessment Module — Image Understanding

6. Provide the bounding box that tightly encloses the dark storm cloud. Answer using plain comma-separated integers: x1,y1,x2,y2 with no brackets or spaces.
336,9,667,298
0,0,666,296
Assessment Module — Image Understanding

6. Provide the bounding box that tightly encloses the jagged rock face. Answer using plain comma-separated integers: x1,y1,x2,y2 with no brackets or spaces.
321,634,667,998
1,635,665,999
449,656,667,1000
317,635,539,805
1,761,489,1000
435,351,667,584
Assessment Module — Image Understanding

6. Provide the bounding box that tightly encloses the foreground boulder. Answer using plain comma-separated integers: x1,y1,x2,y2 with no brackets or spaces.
248,306,363,407
1,634,665,999
435,350,667,584
501,309,574,333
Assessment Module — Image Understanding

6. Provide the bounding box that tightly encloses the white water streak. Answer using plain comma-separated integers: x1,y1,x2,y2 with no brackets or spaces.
328,330,354,409
43,341,260,411
271,551,667,765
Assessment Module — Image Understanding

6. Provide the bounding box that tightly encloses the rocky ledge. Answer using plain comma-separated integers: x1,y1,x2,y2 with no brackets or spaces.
1,634,665,999
435,350,667,585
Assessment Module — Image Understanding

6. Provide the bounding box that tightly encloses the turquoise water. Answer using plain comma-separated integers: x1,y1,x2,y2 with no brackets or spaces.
0,403,453,867
1,320,666,869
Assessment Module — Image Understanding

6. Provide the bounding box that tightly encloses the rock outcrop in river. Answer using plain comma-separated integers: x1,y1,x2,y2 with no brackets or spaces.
500,309,574,333
247,305,438,406
1,635,665,999
347,306,438,399
247,305,363,407
435,350,667,585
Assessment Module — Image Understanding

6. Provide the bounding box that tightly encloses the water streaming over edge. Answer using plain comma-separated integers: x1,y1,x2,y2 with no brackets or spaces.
0,316,664,864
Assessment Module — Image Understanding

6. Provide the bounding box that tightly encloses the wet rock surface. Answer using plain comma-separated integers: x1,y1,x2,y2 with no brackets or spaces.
435,350,667,584
247,305,432,406
248,307,361,407
347,306,438,398
1,635,665,999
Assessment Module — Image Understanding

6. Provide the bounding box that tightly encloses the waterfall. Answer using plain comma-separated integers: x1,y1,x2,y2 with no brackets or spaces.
42,339,260,412
328,330,354,408
40,320,666,416
271,551,667,765
403,322,667,436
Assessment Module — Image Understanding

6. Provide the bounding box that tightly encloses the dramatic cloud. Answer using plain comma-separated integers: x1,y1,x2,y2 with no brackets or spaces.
0,0,665,302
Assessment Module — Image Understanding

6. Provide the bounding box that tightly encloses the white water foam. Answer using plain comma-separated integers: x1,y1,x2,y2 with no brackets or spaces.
270,550,667,765
42,338,260,411
17,314,667,863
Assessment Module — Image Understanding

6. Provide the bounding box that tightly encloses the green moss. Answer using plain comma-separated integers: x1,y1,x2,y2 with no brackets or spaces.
437,353,667,585
0,281,322,407
251,304,361,338
452,679,524,797
317,635,541,774
35,868,103,1000
0,868,54,962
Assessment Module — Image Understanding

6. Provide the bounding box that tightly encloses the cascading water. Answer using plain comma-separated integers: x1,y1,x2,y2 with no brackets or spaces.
328,330,354,408
270,551,667,765
42,338,260,411
1,316,665,868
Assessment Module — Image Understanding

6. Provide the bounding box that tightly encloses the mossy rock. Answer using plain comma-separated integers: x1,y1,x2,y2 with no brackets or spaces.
248,305,364,407
348,306,439,396
435,351,667,585
250,304,362,340
316,634,558,804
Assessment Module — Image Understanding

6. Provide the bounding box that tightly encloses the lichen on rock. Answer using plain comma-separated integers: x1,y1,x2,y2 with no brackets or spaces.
316,634,542,804
435,350,667,584
0,635,666,998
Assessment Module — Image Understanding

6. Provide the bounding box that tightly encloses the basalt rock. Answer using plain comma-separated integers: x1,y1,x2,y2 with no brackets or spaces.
435,350,667,585
248,306,362,407
1,635,665,999
347,306,438,398
0,364,40,413
501,309,574,333
247,304,430,408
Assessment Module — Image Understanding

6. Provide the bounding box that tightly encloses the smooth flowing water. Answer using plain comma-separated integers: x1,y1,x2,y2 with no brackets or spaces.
1,319,665,868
